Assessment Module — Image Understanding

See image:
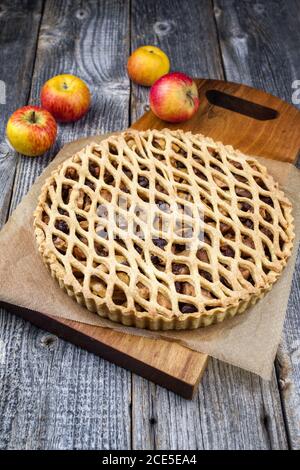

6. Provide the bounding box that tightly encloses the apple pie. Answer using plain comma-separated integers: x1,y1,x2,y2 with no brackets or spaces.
34,129,294,330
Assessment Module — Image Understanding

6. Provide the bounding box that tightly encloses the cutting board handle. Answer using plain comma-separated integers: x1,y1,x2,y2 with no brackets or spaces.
132,78,300,163
205,89,279,121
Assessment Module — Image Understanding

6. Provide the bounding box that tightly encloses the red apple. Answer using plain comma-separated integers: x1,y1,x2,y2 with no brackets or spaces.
41,74,91,122
6,106,57,157
149,72,199,123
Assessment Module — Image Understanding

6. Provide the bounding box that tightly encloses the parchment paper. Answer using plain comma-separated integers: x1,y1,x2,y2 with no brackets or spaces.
0,133,299,380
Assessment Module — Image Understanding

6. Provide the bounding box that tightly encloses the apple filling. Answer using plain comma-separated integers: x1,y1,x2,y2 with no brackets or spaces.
34,129,293,328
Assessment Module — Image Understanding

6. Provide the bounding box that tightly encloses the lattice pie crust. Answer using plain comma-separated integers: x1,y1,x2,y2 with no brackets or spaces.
34,129,294,330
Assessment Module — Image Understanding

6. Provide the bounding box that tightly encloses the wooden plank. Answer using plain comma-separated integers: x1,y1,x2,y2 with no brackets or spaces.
0,0,132,450
130,0,288,450
0,301,208,400
213,0,300,102
10,0,131,208
0,0,43,227
132,363,288,450
0,314,131,450
130,0,224,123
3,76,298,403
0,0,296,450
0,0,45,451
214,0,300,449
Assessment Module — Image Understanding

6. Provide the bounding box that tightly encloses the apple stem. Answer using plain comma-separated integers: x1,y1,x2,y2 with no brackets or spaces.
30,110,36,124
186,91,194,106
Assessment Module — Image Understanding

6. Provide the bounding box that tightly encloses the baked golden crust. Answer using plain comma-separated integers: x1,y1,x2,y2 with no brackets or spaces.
33,129,294,330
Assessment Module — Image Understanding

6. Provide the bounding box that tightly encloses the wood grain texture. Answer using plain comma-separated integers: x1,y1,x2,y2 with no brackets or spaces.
0,301,208,400
214,0,300,449
10,0,131,210
130,0,224,123
4,75,299,405
129,0,289,450
132,362,288,450
0,318,131,450
0,0,43,227
133,79,300,162
0,0,299,450
0,0,132,450
213,0,300,102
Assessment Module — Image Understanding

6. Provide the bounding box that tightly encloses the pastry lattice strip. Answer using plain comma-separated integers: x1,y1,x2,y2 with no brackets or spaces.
34,129,294,327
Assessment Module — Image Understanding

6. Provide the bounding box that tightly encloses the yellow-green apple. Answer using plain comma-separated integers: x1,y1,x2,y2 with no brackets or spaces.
6,106,57,157
41,74,91,122
149,72,199,123
127,46,170,86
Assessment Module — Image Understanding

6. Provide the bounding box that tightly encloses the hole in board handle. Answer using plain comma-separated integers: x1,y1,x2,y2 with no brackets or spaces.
206,89,279,121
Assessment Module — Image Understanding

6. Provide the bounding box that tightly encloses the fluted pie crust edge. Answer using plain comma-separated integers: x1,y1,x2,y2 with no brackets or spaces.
33,129,294,330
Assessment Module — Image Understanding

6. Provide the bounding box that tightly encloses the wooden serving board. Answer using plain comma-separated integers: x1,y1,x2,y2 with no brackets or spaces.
133,79,300,162
3,79,300,399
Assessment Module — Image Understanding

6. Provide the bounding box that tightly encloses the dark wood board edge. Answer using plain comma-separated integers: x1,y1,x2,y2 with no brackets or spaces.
0,301,207,399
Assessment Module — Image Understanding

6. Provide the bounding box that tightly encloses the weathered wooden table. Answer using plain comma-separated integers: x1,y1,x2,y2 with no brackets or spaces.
0,0,299,450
